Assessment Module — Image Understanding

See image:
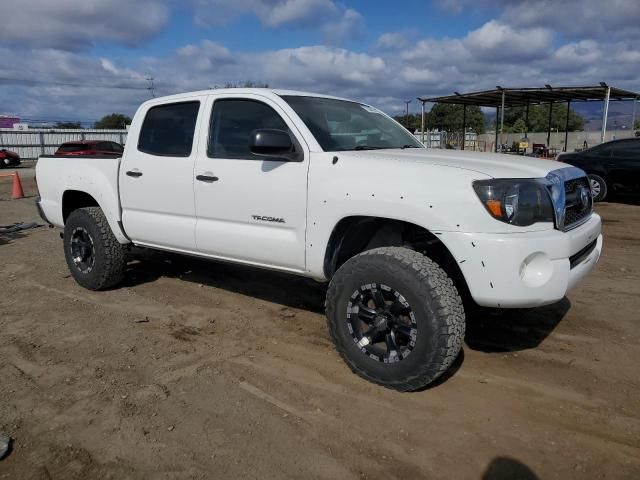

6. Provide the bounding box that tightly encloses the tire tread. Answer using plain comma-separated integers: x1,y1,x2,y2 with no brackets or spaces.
65,207,125,290
326,247,465,391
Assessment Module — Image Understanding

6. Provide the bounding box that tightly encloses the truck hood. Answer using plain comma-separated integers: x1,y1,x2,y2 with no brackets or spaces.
337,148,567,179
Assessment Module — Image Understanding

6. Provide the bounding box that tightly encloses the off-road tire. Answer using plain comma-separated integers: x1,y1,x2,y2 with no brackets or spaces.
63,207,126,290
588,174,608,202
326,247,465,391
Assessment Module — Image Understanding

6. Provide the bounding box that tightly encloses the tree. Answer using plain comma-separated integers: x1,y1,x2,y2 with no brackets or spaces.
54,121,82,129
394,105,486,133
94,113,131,129
216,81,270,88
635,119,640,130
510,118,527,134
426,104,486,134
498,105,584,132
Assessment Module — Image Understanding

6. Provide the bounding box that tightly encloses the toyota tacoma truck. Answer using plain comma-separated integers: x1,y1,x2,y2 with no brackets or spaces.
35,89,603,391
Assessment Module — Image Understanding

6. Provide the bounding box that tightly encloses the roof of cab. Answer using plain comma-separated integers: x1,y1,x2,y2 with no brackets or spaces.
142,88,355,105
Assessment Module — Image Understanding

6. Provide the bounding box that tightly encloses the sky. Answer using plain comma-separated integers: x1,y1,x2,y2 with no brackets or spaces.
0,0,639,126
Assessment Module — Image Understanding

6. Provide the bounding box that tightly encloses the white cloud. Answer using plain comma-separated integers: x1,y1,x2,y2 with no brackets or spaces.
377,32,409,50
436,0,640,40
191,0,337,27
464,20,552,61
0,0,638,123
0,0,169,50
189,0,363,44
322,8,364,44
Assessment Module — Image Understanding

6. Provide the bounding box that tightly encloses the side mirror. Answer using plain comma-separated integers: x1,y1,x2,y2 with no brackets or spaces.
250,129,294,158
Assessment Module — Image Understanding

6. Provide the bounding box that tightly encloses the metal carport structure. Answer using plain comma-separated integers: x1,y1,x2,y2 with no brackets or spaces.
417,84,639,152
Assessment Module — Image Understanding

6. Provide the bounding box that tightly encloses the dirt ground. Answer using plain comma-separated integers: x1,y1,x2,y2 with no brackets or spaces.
1,166,639,479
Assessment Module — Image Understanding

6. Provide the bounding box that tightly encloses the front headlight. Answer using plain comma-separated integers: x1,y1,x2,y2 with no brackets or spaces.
473,179,554,227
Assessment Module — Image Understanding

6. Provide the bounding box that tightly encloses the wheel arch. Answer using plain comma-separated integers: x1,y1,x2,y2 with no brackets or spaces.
62,190,100,223
61,189,130,244
322,215,471,301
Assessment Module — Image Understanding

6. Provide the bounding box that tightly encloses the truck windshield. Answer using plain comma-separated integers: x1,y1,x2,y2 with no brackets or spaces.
281,96,423,152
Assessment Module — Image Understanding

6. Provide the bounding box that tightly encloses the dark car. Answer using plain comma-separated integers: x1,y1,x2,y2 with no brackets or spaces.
55,140,124,157
558,138,640,202
0,148,21,167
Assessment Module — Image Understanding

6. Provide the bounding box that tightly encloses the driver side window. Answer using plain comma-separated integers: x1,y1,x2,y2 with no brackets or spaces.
208,99,291,160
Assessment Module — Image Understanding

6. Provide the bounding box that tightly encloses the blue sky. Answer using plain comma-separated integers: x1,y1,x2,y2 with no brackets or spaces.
0,0,638,126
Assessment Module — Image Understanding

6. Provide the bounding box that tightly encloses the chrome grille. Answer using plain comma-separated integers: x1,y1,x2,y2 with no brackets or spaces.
563,176,592,230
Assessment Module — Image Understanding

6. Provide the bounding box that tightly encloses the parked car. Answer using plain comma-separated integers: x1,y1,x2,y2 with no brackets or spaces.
0,148,21,167
55,140,124,157
557,138,640,201
35,89,602,391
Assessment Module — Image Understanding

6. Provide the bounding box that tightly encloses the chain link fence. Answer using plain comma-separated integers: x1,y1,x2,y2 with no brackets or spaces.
0,129,128,160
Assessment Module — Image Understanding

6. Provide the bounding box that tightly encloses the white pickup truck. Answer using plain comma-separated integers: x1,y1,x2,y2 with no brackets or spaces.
36,89,603,391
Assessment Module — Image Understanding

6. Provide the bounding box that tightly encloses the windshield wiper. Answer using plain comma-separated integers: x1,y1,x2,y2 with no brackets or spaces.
354,145,383,150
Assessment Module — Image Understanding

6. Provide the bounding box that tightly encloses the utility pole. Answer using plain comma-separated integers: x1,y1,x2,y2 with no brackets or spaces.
146,77,156,98
404,100,411,128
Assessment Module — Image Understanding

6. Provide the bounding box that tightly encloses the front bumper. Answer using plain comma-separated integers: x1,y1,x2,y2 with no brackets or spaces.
439,214,602,308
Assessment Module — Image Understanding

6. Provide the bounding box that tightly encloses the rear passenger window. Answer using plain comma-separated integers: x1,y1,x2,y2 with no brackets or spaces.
612,141,640,157
208,99,290,159
138,101,200,157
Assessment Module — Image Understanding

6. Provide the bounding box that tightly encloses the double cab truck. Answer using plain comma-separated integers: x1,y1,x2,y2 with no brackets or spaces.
35,89,603,391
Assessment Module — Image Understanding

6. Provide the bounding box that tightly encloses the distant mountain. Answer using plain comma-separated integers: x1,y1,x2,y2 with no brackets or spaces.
483,100,638,132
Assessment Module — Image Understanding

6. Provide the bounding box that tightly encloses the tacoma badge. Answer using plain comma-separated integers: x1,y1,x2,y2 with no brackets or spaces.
252,215,286,223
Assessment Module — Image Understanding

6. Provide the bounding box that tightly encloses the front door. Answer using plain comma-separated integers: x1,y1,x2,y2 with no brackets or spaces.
120,99,203,251
194,94,309,271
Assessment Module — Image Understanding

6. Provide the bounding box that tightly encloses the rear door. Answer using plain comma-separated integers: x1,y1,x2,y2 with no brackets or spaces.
119,98,204,251
610,139,640,192
193,94,309,271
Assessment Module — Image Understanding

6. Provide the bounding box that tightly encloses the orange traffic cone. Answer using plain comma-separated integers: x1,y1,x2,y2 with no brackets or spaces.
11,172,24,200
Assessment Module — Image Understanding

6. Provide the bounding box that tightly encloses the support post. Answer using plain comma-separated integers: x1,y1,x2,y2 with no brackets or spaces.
461,104,467,150
421,101,425,144
601,86,611,143
495,106,499,152
524,103,529,139
563,100,571,152
546,102,553,147
500,90,505,148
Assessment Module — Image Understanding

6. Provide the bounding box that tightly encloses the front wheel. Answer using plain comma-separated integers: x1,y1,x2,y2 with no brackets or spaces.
63,207,126,290
326,247,465,391
588,174,608,202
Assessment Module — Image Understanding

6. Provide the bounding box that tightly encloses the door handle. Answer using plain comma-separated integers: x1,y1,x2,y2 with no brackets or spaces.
196,174,219,182
126,170,143,178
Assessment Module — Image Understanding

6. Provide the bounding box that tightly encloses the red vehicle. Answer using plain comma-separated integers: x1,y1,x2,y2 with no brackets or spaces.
55,140,124,157
0,148,21,167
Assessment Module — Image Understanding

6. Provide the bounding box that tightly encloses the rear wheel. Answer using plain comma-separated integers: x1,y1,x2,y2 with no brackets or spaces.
63,207,126,290
326,247,465,391
588,174,608,202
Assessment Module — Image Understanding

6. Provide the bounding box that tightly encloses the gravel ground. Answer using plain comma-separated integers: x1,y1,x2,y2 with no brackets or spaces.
1,167,639,479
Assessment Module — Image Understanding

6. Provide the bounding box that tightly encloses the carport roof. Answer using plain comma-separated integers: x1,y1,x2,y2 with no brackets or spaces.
418,85,639,107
